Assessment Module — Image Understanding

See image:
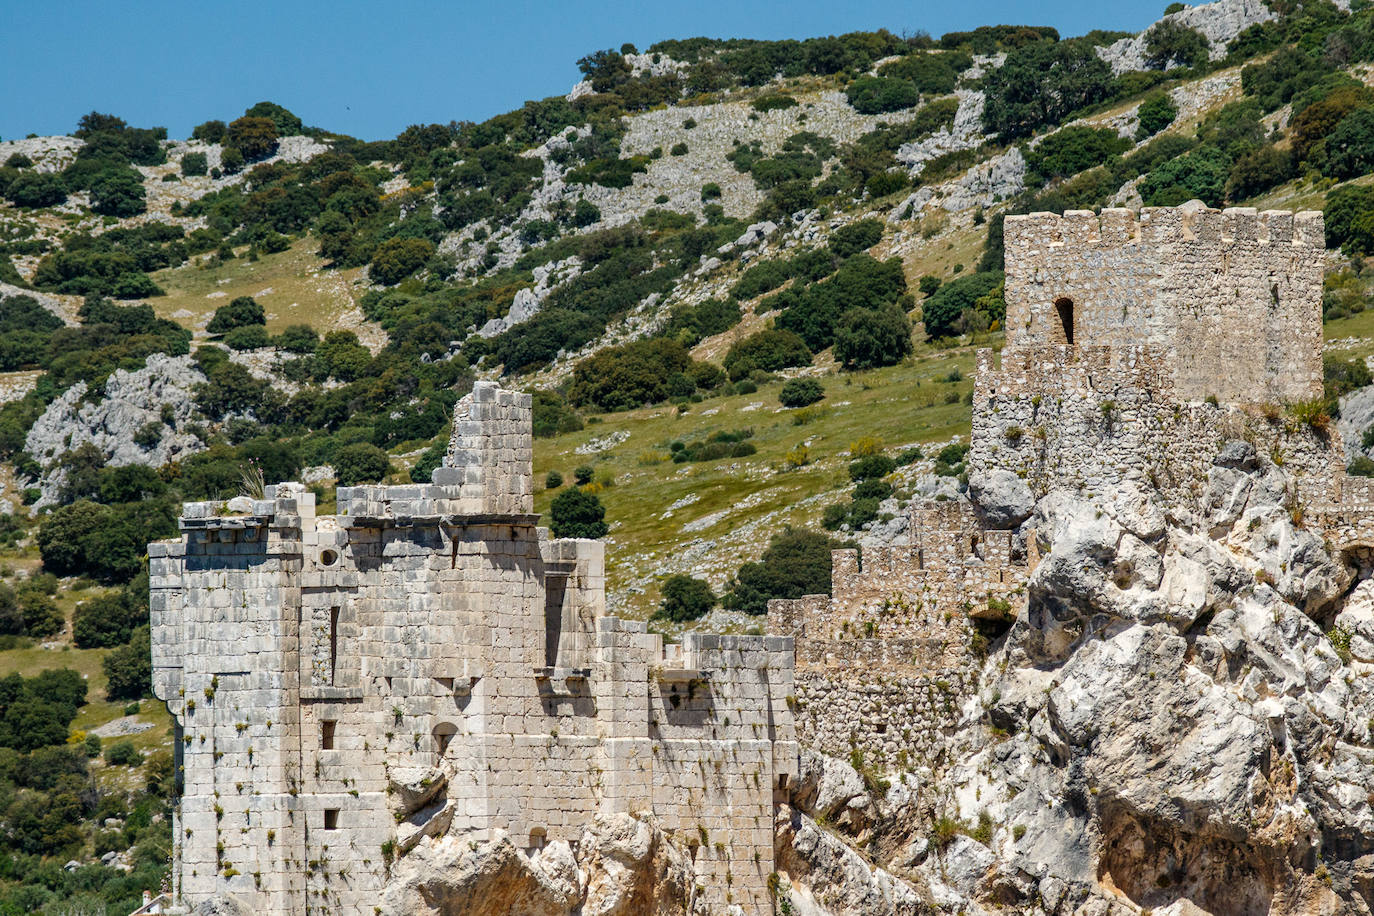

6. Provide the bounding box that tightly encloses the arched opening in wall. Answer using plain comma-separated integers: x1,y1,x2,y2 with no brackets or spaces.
1054,297,1075,345
529,827,547,850
432,722,457,759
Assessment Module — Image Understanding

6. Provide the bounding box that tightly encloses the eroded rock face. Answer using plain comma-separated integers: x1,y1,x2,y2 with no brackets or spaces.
23,353,206,507
380,815,692,916
766,430,1374,916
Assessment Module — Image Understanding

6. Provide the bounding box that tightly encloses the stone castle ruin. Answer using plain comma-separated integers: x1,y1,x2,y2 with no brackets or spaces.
152,204,1373,914
150,383,797,914
769,205,1374,775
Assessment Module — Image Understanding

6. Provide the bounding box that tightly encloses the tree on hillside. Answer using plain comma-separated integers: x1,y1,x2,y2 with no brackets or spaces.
244,101,303,136
206,296,266,334
550,488,609,539
225,116,279,161
1144,20,1210,70
982,40,1114,140
724,528,838,615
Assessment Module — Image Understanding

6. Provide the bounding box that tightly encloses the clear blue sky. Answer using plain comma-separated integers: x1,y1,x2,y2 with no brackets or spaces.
4,0,1167,142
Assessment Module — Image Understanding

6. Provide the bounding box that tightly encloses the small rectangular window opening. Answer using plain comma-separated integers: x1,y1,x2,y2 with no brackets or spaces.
329,607,340,684
321,720,336,750
323,809,339,830
1054,298,1074,345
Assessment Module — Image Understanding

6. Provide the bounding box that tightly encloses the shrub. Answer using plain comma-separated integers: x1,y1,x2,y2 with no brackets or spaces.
104,740,142,767
723,329,812,380
670,142,688,156
545,470,564,489
333,443,391,485
829,219,884,259
656,574,716,622
1324,108,1374,180
273,323,319,353
833,302,913,369
73,585,146,649
6,172,67,208
207,296,265,334
224,324,269,350
846,76,921,114
103,626,151,700
180,152,208,177
850,454,896,481
1024,126,1131,183
225,116,279,161
752,94,799,112
1144,20,1210,70
192,119,228,143
219,145,245,174
700,182,722,201
574,465,595,485
982,40,1114,140
573,199,601,227
1139,146,1231,207
371,237,435,285
934,442,969,476
549,487,609,539
1227,144,1294,200
1135,91,1178,138
921,271,1004,340
779,378,825,408
724,528,837,615
568,338,695,411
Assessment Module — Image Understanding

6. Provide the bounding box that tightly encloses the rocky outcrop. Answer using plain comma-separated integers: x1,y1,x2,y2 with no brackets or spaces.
477,256,581,337
1097,0,1275,74
380,815,692,916
23,353,205,506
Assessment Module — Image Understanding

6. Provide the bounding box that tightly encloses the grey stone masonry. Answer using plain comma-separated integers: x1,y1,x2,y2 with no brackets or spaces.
151,383,796,915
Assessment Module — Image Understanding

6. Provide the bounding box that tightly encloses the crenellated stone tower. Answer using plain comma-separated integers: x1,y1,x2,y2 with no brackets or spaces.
151,381,798,915
769,204,1374,769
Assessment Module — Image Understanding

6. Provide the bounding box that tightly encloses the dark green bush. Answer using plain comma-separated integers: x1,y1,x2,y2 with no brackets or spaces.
833,302,913,370
724,527,837,615
1135,91,1178,138
6,173,67,208
1144,20,1210,70
103,625,151,700
920,270,1003,340
656,574,716,622
846,76,921,114
723,329,812,380
1024,126,1131,183
225,116,279,161
982,39,1114,140
334,443,391,485
104,740,141,767
568,337,696,411
224,324,269,350
207,296,265,334
371,237,435,285
574,465,595,485
550,487,609,538
829,219,884,259
180,152,208,177
545,470,564,489
779,378,824,408
849,454,896,481
752,94,799,112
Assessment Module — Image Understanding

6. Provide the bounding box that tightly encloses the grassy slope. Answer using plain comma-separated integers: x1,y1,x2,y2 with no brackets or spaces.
148,238,384,349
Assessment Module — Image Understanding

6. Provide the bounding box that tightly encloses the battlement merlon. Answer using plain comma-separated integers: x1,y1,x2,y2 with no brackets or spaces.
1004,206,1325,249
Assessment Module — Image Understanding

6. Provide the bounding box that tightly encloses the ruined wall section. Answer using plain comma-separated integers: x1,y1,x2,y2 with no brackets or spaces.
971,345,1346,513
771,502,1024,768
1003,207,1324,405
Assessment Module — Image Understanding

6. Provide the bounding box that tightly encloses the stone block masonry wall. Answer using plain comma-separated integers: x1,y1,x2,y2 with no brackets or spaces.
770,501,1024,766
971,345,1347,514
648,635,797,913
1003,206,1325,405
151,380,799,915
